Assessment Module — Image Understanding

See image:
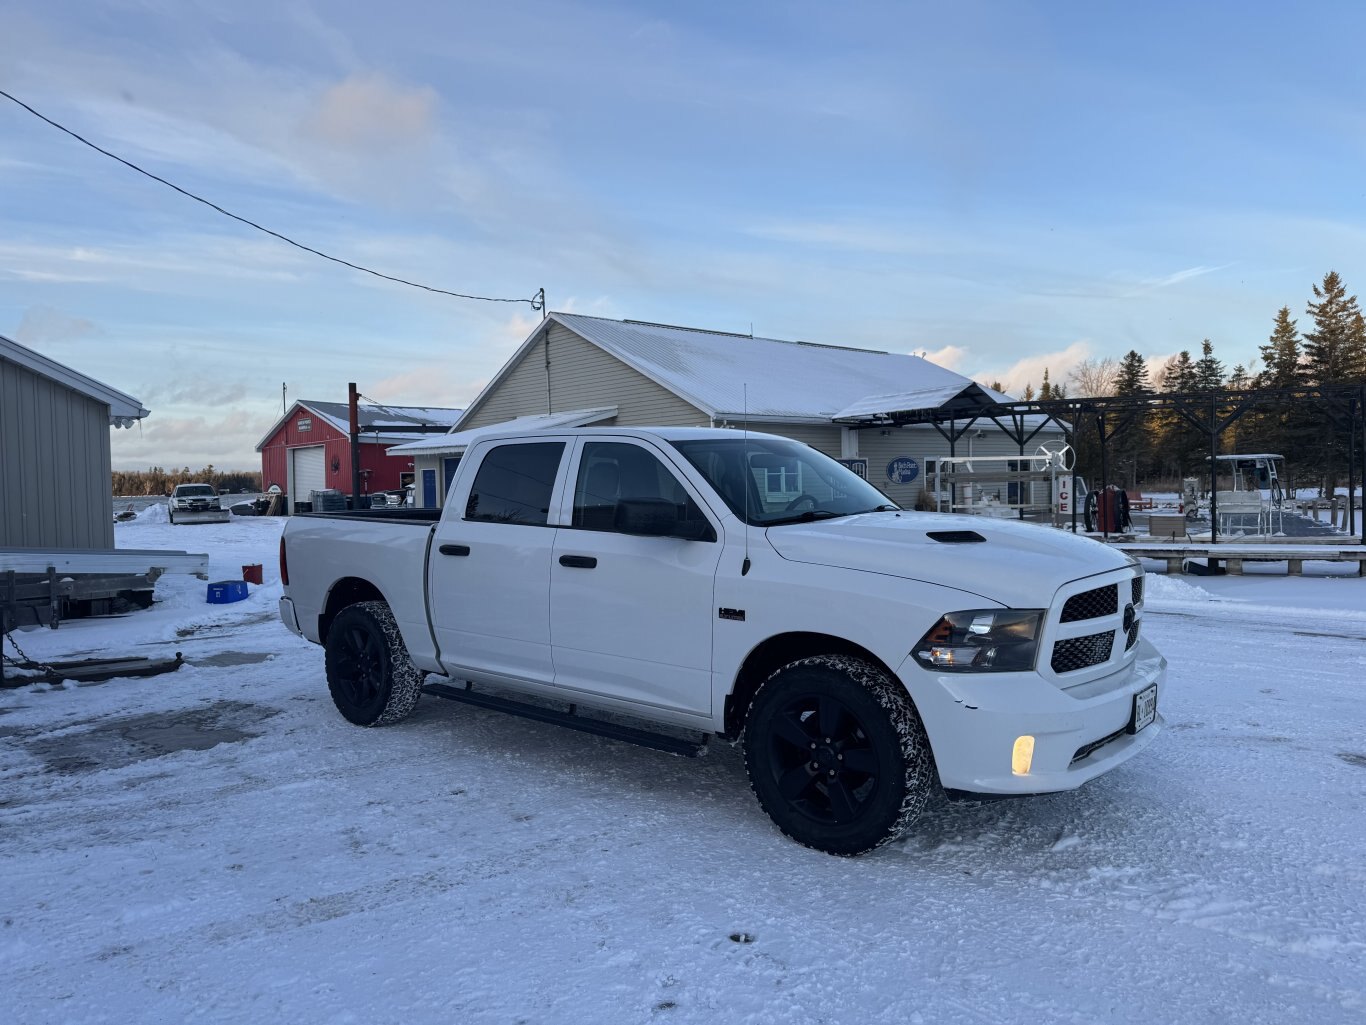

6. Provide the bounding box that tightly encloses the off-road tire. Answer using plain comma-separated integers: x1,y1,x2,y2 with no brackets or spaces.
743,654,935,856
324,600,425,726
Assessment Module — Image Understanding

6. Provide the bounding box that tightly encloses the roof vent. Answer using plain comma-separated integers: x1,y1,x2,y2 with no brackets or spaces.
926,530,986,543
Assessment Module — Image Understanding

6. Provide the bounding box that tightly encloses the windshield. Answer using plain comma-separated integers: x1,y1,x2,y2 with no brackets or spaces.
177,485,215,496
670,437,898,526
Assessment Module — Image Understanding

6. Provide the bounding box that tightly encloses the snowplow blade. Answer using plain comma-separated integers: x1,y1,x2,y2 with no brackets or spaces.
171,509,232,524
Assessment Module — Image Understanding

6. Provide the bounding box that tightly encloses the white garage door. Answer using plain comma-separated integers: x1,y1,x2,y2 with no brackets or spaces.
291,446,326,501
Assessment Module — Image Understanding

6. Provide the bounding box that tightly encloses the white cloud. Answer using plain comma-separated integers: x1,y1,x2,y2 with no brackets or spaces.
13,305,96,346
968,340,1093,395
303,73,436,151
918,344,968,370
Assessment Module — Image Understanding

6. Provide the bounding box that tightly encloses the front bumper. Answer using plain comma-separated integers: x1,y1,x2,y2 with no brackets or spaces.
899,636,1166,796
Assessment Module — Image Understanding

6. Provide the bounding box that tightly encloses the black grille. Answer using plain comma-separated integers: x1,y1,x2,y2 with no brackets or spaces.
1051,630,1115,673
1125,621,1140,650
1060,584,1118,623
1132,576,1144,606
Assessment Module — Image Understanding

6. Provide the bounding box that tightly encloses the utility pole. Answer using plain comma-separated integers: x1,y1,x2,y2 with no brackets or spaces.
348,382,362,509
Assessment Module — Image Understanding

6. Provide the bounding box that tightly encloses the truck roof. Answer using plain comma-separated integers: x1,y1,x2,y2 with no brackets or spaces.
465,425,796,446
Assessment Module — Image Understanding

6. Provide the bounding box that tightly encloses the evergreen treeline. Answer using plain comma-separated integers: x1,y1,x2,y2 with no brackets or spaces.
112,466,264,497
1013,271,1366,493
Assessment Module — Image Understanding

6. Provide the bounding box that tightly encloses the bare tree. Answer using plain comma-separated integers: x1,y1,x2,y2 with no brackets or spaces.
1067,357,1117,397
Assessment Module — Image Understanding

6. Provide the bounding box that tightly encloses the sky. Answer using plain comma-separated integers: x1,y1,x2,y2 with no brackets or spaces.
2,0,1365,470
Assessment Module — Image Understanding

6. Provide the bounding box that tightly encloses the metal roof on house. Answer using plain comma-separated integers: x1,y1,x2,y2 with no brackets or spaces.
386,406,618,457
255,400,464,451
549,313,994,422
0,333,149,426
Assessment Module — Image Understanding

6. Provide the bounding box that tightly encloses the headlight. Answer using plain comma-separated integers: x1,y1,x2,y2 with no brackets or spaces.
912,609,1043,672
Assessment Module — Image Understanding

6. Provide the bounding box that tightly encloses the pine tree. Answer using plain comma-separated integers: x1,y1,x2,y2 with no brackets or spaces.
1108,351,1151,488
1304,271,1365,384
1303,272,1366,491
1258,306,1303,389
1151,351,1200,479
1193,339,1225,391
1022,383,1035,401
1039,368,1052,400
1159,351,1197,392
1114,351,1150,395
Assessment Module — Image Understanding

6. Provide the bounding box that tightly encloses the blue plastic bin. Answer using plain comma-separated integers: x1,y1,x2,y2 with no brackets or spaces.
206,580,249,604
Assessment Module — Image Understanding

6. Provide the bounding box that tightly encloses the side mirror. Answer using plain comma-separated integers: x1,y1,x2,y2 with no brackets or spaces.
615,499,714,541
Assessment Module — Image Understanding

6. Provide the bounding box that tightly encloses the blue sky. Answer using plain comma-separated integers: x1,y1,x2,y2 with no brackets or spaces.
3,0,1364,469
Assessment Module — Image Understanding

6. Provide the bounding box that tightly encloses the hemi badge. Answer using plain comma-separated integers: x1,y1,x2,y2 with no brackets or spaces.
718,608,746,622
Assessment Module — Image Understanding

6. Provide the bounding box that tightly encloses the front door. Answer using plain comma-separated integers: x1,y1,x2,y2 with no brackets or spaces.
429,439,568,686
550,439,722,716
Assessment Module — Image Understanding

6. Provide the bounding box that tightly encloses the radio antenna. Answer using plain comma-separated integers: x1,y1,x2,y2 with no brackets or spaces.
742,383,752,576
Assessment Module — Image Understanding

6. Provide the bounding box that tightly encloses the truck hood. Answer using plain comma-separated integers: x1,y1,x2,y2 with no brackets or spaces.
764,512,1133,608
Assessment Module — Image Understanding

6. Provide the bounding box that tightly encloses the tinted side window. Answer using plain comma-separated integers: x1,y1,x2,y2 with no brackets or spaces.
572,441,709,536
464,442,564,525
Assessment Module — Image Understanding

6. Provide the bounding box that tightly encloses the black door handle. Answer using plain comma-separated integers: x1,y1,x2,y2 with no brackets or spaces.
439,544,471,557
559,555,597,569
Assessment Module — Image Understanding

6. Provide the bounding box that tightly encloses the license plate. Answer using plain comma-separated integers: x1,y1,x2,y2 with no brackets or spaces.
1129,684,1157,734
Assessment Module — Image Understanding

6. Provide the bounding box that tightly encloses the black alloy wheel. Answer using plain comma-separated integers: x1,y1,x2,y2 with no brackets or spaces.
744,655,934,855
324,601,425,726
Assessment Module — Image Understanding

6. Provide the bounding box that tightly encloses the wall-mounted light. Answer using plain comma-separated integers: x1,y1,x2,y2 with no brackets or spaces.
330,455,341,473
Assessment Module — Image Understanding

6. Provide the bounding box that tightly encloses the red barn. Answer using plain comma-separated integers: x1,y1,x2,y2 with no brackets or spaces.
256,400,463,508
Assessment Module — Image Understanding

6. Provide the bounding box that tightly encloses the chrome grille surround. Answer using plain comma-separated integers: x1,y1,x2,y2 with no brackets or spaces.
1043,567,1145,690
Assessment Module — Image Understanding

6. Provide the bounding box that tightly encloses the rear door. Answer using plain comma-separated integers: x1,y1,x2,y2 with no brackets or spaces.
550,438,723,716
429,439,569,685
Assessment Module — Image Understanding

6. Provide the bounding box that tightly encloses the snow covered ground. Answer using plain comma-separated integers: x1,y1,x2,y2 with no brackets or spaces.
2,516,1364,1024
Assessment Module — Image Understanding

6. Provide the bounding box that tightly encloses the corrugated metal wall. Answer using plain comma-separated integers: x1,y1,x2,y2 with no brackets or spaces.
1,356,114,548
461,323,707,429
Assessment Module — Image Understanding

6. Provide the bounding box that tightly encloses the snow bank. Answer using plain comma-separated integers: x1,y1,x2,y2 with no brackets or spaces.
136,502,170,524
1144,574,1215,602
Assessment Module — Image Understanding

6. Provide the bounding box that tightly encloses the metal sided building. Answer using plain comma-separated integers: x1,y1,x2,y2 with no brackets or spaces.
255,400,464,507
391,313,1063,509
1,333,148,549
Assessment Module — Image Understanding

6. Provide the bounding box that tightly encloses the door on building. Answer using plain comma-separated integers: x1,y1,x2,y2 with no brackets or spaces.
429,439,568,686
421,469,437,508
291,446,326,509
550,438,722,716
441,456,461,504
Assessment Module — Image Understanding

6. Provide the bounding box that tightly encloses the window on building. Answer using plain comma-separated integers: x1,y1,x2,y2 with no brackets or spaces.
464,442,564,525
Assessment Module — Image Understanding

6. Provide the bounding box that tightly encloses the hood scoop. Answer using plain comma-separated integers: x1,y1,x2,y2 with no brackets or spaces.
926,530,986,543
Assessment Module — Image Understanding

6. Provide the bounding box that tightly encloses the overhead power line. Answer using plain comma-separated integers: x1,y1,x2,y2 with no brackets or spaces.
0,88,544,311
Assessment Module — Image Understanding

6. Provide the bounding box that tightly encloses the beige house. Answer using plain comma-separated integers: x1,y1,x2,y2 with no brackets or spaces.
389,313,1063,509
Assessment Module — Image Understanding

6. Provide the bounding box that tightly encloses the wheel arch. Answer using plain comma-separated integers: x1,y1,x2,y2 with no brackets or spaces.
318,577,388,643
723,632,904,739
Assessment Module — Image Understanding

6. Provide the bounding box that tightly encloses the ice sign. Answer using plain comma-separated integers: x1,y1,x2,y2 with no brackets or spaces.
886,457,919,484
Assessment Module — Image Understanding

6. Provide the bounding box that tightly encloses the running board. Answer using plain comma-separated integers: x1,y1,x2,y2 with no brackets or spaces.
422,682,707,758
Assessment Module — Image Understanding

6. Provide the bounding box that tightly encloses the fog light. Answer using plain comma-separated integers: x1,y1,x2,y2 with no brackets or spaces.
1012,735,1035,775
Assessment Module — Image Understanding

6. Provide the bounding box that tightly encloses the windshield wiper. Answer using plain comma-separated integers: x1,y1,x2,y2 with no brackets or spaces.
762,510,846,527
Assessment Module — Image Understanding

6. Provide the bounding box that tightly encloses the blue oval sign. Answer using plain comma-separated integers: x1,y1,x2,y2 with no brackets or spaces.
887,457,919,485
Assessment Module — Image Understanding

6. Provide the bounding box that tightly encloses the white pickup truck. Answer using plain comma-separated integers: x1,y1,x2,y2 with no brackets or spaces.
278,427,1164,855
